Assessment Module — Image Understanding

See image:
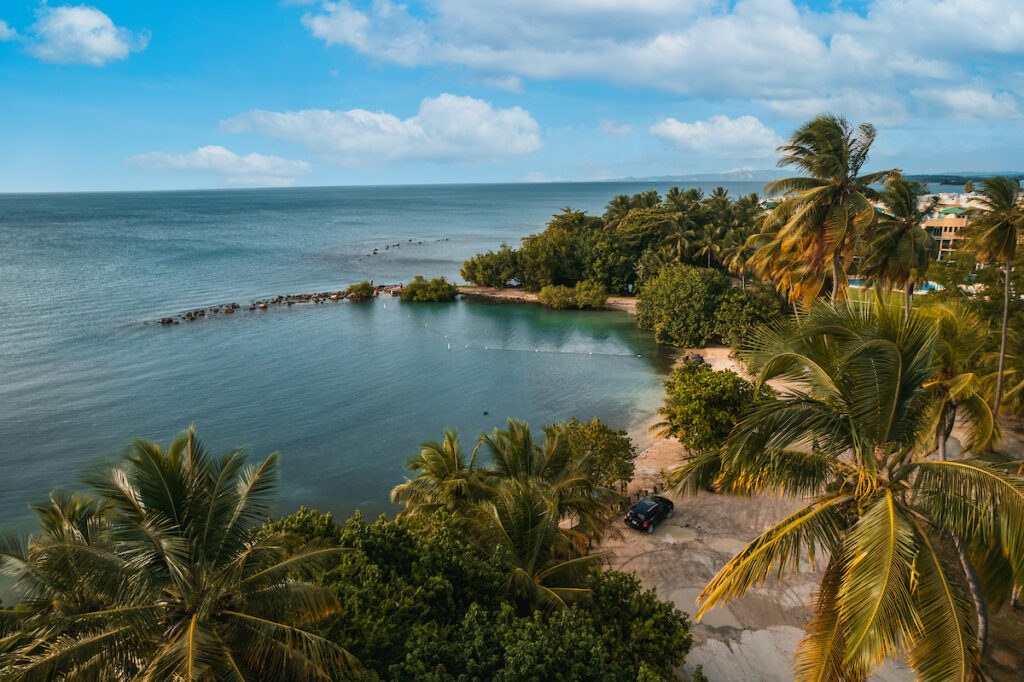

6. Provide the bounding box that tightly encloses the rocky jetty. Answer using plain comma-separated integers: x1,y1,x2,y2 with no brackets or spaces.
157,284,405,325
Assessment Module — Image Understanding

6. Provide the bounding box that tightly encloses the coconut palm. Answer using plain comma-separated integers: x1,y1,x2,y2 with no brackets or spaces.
602,194,633,229
672,298,1024,680
688,221,728,269
762,115,896,301
663,211,697,262
964,176,1024,415
466,481,608,610
663,186,702,213
478,420,610,544
984,312,1024,417
0,427,355,681
860,177,939,314
390,430,492,519
921,301,995,460
722,225,757,290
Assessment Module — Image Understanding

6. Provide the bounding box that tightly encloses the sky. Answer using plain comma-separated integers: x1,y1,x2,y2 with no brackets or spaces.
1,0,1023,192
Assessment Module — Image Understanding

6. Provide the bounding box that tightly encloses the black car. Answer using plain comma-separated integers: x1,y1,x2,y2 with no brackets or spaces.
624,495,674,533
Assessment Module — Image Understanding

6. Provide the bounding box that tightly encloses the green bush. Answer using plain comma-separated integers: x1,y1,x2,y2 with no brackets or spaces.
460,243,521,287
400,275,459,302
713,288,785,349
566,417,636,489
656,360,773,451
635,263,730,346
537,284,576,309
573,280,608,309
343,281,375,301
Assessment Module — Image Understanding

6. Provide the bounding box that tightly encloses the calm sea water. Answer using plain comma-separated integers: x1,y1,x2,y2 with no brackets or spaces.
2,180,953,526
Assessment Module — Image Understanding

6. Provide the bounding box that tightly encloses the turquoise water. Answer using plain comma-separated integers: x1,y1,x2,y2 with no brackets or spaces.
0,181,736,525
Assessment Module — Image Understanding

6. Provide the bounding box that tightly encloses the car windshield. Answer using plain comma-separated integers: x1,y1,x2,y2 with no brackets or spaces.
632,500,657,518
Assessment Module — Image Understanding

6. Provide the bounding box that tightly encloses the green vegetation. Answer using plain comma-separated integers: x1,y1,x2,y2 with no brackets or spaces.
536,281,609,310
635,264,730,346
0,428,355,680
459,243,521,288
671,298,1021,680
400,275,459,302
565,417,637,490
344,280,376,301
713,288,785,350
653,360,772,452
1,426,692,681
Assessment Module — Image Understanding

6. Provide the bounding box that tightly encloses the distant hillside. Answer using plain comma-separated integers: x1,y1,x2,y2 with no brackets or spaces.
618,169,790,183
907,173,1024,185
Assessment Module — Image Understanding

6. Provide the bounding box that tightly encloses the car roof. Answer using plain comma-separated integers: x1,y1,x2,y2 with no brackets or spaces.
633,498,658,512
649,495,671,505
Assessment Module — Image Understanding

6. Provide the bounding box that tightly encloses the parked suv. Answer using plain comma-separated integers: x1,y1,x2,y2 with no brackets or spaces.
624,495,674,533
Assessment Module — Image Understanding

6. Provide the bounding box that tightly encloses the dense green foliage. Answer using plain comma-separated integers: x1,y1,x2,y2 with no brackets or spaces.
0,428,354,681
344,280,376,301
536,281,608,310
459,244,521,287
565,417,637,489
654,360,770,451
635,264,730,346
400,275,459,302
269,511,692,681
713,288,786,350
536,284,576,309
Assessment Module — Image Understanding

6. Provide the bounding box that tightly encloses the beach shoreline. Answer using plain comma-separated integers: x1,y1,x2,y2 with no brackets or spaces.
457,285,638,314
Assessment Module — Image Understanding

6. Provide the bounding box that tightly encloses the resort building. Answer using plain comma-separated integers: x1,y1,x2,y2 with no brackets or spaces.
923,204,969,259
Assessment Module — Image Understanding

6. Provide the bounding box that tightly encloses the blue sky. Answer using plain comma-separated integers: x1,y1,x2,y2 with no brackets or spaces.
1,0,1023,192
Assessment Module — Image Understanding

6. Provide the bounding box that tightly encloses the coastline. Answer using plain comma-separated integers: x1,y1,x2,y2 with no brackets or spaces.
458,285,638,314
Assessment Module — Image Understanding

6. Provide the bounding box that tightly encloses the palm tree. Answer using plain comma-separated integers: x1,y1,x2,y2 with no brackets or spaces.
921,301,995,460
762,115,896,301
467,481,607,610
672,298,1024,679
722,224,757,290
390,430,492,518
602,194,633,229
964,176,1024,415
663,211,697,262
478,420,610,545
0,427,355,681
860,177,939,314
663,186,702,213
688,221,727,269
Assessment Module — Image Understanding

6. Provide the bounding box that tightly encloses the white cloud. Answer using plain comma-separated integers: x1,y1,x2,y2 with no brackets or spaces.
126,146,312,187
220,93,542,164
296,0,1024,122
0,20,19,41
650,115,783,156
911,87,1020,120
598,119,633,135
27,5,148,66
482,75,523,93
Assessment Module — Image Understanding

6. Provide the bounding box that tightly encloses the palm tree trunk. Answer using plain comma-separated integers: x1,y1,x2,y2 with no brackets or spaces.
938,402,955,461
740,273,746,291
707,251,711,269
995,261,1011,415
904,278,913,316
953,533,988,658
831,251,841,299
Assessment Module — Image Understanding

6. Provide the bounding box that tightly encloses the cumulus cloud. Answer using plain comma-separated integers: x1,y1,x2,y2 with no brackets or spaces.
650,115,783,156
598,119,633,135
910,88,1021,120
0,20,19,41
220,93,541,164
295,0,1024,122
26,5,148,66
126,146,312,187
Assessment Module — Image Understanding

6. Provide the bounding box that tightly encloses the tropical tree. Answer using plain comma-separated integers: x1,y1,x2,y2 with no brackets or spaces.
672,298,1024,680
478,420,610,545
964,176,1024,415
722,226,755,290
860,176,939,314
688,221,728,269
466,481,608,610
390,429,492,519
761,115,896,301
602,194,634,230
921,301,995,460
0,427,355,681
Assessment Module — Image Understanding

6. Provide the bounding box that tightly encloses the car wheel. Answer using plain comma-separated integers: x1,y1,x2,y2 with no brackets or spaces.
666,511,674,519
647,524,654,534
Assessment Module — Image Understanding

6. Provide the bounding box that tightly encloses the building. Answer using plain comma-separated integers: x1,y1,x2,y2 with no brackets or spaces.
923,204,969,259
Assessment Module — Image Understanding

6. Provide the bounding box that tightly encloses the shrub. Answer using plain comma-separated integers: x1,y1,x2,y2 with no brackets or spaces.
460,243,521,287
400,275,459,302
566,417,636,489
713,288,785,349
655,360,773,451
635,263,730,346
343,280,375,301
573,280,608,309
537,284,576,309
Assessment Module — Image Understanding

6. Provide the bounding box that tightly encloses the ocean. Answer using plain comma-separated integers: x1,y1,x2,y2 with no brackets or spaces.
1,180,949,526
